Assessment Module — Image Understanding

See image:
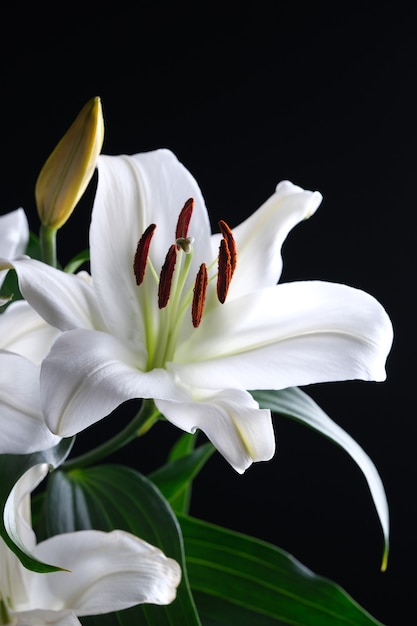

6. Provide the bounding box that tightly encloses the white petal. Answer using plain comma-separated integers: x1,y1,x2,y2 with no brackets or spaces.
30,530,181,613
174,280,393,390
90,150,212,342
0,300,60,365
0,208,29,287
156,387,275,473
2,465,49,608
2,257,105,332
0,351,61,454
40,329,187,436
11,610,80,626
213,180,322,300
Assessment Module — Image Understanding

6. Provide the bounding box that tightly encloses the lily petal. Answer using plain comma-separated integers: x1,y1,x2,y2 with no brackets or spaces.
40,329,187,436
90,150,212,341
2,464,49,607
12,610,80,625
1,257,106,332
0,208,29,287
30,530,181,612
0,300,60,365
0,351,61,453
174,280,393,390
216,180,323,300
156,387,275,473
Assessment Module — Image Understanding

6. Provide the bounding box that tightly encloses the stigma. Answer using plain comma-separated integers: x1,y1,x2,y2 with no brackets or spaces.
133,198,237,327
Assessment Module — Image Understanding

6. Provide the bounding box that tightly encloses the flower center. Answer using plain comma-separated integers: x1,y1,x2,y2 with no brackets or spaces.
133,198,237,369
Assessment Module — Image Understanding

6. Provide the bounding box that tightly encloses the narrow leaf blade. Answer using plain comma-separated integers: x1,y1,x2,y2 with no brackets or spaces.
251,387,389,570
179,514,386,626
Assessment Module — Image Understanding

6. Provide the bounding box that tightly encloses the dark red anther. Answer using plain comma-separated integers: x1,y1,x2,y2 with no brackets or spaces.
217,238,233,304
218,220,237,274
158,244,177,308
192,263,208,327
133,223,156,285
175,198,194,241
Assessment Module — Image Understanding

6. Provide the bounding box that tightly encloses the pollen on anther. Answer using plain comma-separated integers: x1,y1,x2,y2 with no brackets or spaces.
158,244,177,308
218,220,237,274
175,198,194,241
133,223,156,285
192,263,208,327
217,238,233,304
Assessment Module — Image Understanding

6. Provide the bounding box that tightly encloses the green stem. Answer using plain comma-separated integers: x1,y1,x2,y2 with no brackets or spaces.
39,224,58,267
63,399,161,470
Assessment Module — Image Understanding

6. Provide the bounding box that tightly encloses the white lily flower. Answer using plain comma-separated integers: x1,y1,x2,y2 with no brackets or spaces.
0,149,393,473
1,464,181,625
0,208,29,294
0,208,61,453
0,301,62,454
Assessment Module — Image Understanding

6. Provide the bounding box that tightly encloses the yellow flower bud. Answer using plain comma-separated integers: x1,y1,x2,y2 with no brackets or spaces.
35,96,104,229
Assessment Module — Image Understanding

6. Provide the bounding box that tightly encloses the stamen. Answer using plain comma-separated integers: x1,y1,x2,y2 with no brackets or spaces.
192,263,208,327
133,223,156,285
217,238,233,304
218,220,237,274
176,197,194,240
158,244,177,308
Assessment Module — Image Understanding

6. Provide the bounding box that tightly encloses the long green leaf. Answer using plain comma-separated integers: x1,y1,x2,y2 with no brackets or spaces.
40,464,201,626
179,514,386,626
149,440,215,514
251,387,389,571
0,437,74,572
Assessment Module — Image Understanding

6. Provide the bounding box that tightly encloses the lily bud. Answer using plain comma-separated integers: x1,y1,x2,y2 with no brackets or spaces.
35,96,104,229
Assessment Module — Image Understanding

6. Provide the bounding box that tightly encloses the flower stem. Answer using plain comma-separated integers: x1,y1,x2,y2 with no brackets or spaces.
39,224,58,267
62,399,161,469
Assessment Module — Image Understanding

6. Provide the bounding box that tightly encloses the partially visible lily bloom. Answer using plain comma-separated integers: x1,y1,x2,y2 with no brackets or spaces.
1,149,393,473
0,208,60,453
0,208,29,297
0,300,61,453
0,464,181,625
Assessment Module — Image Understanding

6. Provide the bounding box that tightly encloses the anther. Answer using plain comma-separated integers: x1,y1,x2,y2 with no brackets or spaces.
192,263,208,327
217,238,233,304
158,244,177,308
176,198,194,241
218,220,237,274
133,223,156,285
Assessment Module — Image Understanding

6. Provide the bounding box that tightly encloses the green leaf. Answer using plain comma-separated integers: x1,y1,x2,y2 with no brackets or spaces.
251,387,389,571
149,439,215,515
179,514,386,626
63,247,90,273
0,437,74,572
40,464,201,626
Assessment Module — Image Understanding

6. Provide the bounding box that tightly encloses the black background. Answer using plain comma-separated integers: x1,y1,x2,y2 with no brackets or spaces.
1,2,415,624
